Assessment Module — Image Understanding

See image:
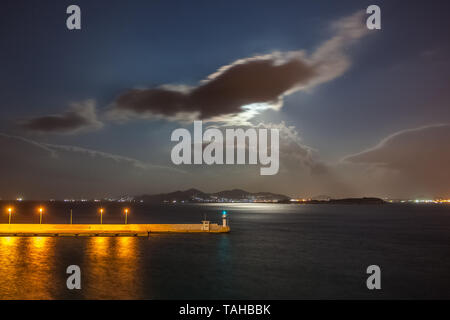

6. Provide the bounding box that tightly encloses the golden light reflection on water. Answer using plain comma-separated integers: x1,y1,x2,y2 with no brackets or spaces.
1,236,17,246
0,237,56,299
0,236,141,299
116,236,134,258
0,237,20,299
84,237,141,299
32,236,48,249
90,236,110,258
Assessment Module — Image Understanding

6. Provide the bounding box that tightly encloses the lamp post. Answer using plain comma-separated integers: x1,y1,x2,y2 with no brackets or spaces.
99,208,104,224
124,208,129,224
39,207,44,224
7,207,13,224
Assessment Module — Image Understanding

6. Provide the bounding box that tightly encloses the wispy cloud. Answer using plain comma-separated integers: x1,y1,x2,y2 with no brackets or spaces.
343,124,450,197
0,132,184,173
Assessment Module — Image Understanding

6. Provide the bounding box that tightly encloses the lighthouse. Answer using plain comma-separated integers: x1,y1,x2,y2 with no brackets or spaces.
222,210,228,228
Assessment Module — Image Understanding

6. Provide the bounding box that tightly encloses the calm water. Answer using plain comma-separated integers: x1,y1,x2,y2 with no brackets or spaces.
0,202,450,299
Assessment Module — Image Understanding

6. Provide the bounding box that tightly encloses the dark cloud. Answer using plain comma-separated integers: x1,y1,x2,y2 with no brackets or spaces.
114,57,317,121
21,100,103,134
111,11,369,123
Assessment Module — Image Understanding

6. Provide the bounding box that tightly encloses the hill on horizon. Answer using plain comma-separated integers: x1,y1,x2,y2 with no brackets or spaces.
134,188,290,203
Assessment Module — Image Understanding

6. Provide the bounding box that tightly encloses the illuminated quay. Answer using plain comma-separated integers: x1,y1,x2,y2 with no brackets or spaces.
0,222,230,236
0,206,230,236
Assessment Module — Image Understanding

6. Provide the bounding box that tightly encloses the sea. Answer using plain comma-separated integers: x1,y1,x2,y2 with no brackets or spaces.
0,201,449,299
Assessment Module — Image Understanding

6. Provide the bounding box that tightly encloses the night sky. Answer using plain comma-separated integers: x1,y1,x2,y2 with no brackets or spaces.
1,0,450,199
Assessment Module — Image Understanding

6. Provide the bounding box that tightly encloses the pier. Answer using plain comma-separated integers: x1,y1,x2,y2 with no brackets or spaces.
0,223,230,237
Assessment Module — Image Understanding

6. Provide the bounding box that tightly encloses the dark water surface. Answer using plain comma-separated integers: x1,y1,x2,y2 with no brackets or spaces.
0,202,450,299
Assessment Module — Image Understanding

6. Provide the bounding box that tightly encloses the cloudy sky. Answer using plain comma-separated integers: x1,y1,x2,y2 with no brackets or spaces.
1,0,450,199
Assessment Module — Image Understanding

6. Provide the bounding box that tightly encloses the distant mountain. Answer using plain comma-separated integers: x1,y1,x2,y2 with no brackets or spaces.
134,188,290,203
135,188,209,203
212,189,251,199
212,189,289,201
326,197,385,204
311,194,332,201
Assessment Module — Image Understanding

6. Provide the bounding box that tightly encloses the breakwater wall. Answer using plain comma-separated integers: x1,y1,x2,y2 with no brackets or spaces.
0,223,230,236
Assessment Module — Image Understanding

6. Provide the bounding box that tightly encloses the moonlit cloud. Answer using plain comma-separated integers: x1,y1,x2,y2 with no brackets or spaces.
109,11,370,124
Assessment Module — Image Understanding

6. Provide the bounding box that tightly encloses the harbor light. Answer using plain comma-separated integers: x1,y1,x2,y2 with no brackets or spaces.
99,208,105,224
124,208,129,224
7,207,13,224
222,210,228,227
38,207,45,224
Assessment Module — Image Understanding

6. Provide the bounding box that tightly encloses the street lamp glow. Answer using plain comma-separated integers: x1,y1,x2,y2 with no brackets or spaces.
99,208,104,224
38,207,44,224
124,208,129,225
7,207,13,224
